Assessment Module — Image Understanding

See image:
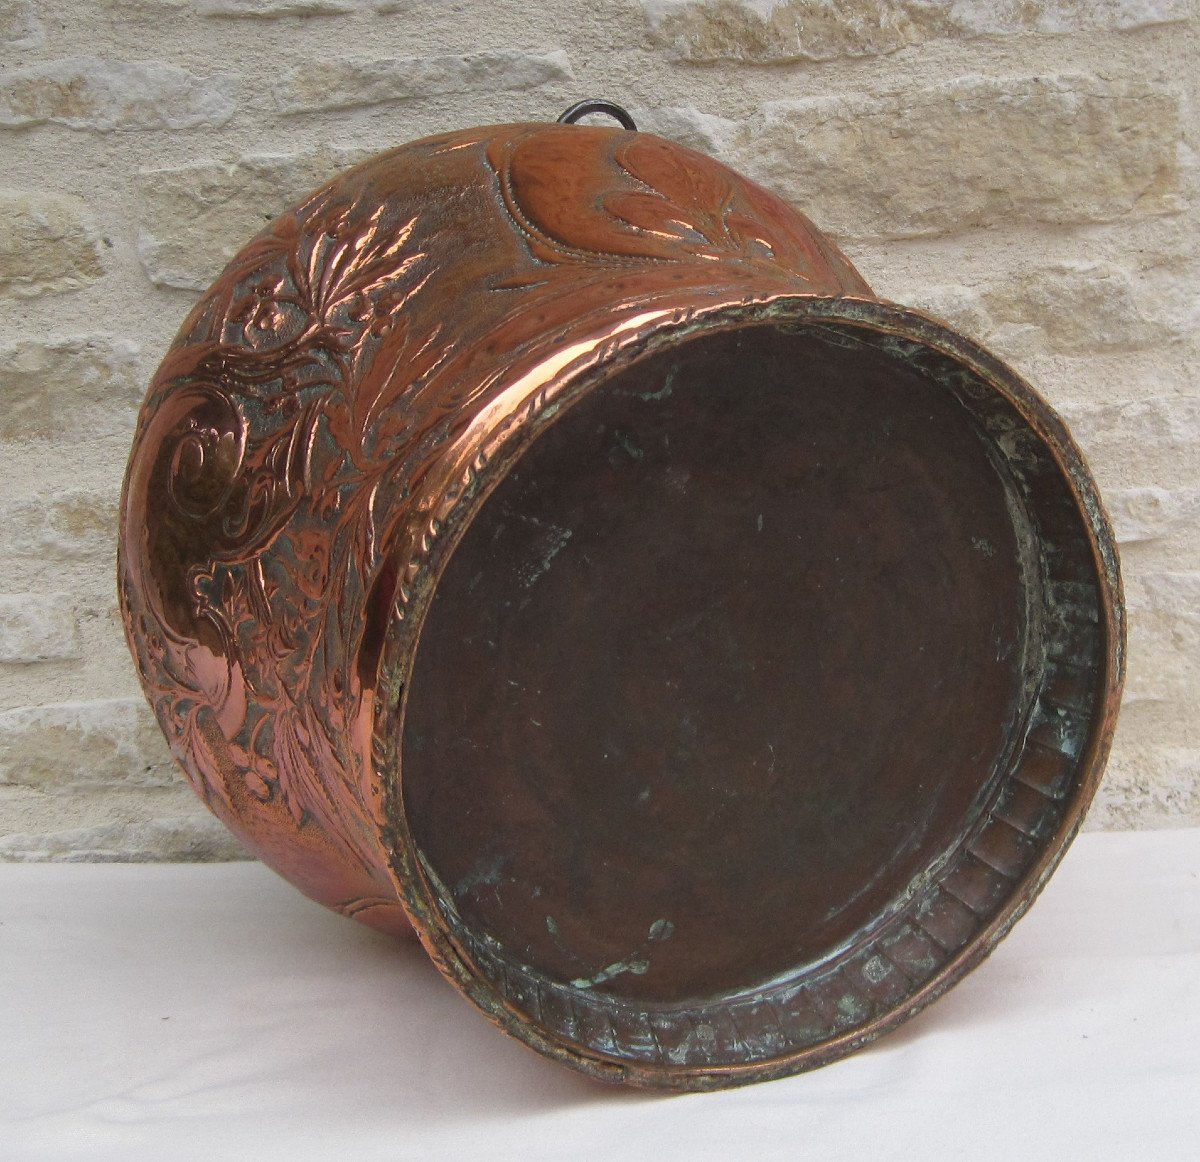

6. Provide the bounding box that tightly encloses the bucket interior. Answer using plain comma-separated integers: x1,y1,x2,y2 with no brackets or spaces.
398,317,1105,1075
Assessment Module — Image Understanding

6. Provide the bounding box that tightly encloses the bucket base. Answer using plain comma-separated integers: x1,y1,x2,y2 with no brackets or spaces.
396,312,1108,1085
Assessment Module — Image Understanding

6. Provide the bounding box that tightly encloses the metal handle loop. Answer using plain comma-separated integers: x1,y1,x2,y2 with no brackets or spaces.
556,99,637,131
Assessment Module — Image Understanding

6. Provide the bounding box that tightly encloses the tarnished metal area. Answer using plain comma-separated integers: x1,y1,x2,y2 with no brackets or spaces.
119,114,1123,1089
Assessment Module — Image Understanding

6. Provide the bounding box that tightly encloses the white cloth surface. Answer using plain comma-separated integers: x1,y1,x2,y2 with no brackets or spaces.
1,828,1197,1161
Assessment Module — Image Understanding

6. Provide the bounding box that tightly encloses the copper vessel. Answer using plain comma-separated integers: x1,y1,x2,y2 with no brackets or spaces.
119,104,1124,1090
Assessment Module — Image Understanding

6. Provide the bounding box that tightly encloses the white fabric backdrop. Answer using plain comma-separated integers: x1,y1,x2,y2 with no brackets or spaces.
3,828,1197,1161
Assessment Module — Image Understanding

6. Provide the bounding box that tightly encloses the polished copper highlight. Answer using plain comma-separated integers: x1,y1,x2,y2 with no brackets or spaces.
119,119,1124,1089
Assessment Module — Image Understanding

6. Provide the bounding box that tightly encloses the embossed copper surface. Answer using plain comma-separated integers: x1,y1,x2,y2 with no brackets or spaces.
119,120,1124,1089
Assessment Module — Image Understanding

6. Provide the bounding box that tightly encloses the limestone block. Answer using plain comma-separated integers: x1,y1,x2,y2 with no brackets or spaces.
0,813,248,861
0,58,237,131
0,596,81,664
0,699,177,791
903,284,994,343
0,0,43,48
136,148,372,290
272,49,572,115
0,337,142,442
108,0,408,12
644,0,1190,63
1123,572,1200,705
199,0,356,14
1061,397,1200,489
1088,744,1200,829
738,76,1180,240
983,263,1196,354
0,489,120,563
908,262,1196,358
0,190,103,298
632,105,741,157
1106,487,1200,547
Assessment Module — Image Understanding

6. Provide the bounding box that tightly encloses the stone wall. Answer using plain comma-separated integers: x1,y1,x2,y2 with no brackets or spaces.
1,0,1196,860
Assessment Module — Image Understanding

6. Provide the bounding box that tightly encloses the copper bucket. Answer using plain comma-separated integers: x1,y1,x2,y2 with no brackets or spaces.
119,103,1124,1089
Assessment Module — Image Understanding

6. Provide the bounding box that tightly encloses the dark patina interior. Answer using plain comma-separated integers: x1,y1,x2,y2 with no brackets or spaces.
400,318,1104,1074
